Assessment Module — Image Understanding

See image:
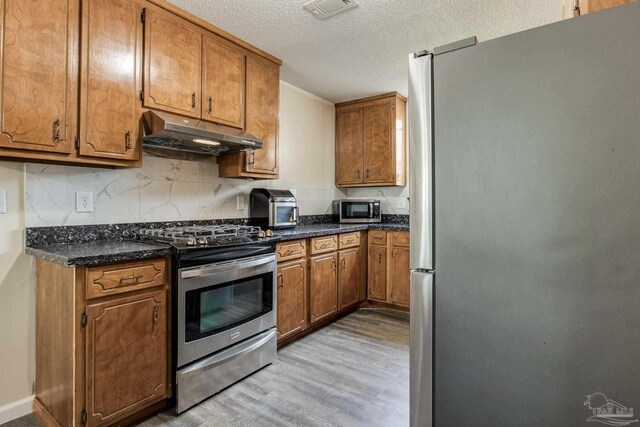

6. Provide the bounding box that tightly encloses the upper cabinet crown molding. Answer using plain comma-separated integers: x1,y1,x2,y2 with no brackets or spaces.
335,92,407,187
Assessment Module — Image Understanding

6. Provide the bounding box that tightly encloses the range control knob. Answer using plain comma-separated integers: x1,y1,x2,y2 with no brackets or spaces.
186,236,197,246
265,229,273,237
257,230,266,239
197,236,208,245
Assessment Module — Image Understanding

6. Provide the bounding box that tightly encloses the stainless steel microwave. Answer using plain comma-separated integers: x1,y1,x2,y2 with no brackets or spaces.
333,200,381,223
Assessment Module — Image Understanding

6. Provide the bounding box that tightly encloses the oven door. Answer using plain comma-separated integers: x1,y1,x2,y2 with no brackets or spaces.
269,202,298,228
177,254,276,367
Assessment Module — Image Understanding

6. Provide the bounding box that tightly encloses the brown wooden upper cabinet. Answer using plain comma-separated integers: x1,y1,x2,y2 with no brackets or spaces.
218,54,280,179
567,0,635,16
0,0,78,156
79,0,143,161
335,92,407,187
143,4,202,119
202,33,246,128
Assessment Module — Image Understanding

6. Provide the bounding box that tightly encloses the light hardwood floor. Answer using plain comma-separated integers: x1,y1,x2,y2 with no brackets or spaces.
5,309,409,427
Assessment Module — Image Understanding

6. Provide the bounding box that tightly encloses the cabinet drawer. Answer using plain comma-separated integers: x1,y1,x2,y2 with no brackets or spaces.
369,230,387,246
86,259,167,299
339,232,361,249
310,235,338,255
391,232,410,247
276,240,306,262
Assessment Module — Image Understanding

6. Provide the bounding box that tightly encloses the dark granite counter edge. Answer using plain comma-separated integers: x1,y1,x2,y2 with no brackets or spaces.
274,223,409,242
25,246,173,267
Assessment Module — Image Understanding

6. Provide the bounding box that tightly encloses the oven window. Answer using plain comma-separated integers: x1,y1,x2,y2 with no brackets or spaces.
184,272,273,342
342,203,370,219
276,206,295,224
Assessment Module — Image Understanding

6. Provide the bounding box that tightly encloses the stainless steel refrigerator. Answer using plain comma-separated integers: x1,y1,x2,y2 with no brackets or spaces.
409,3,640,426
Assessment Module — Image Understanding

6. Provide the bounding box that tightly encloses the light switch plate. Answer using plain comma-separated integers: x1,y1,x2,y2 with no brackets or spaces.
76,191,93,213
0,188,6,214
237,195,246,211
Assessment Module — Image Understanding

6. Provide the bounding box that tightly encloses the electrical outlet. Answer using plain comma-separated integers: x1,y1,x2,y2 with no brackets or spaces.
76,191,93,213
0,188,6,214
395,198,407,209
237,195,246,211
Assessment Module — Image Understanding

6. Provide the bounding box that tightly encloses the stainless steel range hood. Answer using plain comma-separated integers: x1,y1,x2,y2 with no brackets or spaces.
142,111,262,156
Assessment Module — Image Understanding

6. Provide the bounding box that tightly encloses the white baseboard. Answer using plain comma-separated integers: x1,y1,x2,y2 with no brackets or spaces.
0,396,34,424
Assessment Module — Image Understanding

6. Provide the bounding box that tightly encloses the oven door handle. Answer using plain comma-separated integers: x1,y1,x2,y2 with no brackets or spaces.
180,254,276,280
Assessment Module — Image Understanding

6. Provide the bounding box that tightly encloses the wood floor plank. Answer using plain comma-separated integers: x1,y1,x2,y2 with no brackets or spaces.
8,309,409,427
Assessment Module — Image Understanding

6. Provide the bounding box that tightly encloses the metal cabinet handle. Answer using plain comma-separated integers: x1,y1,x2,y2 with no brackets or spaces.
366,169,370,180
192,92,196,108
341,258,346,269
277,274,284,290
153,305,159,324
357,170,360,179
208,96,213,114
332,260,337,271
378,253,382,263
53,119,63,142
120,274,143,282
125,130,132,150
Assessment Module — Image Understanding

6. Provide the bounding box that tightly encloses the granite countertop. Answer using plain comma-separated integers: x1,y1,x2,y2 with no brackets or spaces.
274,223,409,242
26,240,172,267
25,221,409,266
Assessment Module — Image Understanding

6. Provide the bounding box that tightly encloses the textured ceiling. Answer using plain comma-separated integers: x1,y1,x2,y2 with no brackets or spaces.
166,0,563,103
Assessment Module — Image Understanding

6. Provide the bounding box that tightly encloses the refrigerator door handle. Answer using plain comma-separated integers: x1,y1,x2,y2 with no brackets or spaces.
408,52,434,271
410,270,434,427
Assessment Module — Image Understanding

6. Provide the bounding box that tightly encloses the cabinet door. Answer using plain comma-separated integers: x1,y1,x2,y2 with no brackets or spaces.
336,108,364,186
143,5,201,118
245,55,279,175
588,0,634,13
202,34,245,128
309,253,338,324
277,259,307,341
85,289,166,426
390,246,411,307
0,0,78,154
363,102,394,184
338,248,360,310
368,245,387,302
79,0,142,160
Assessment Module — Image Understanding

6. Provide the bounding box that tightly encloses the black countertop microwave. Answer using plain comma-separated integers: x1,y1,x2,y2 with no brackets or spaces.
333,199,381,223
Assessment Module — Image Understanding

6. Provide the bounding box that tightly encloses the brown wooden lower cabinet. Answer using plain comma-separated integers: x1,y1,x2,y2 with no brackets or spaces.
338,247,361,310
390,246,411,307
309,252,338,324
34,257,170,427
367,230,410,308
367,245,387,301
276,259,308,340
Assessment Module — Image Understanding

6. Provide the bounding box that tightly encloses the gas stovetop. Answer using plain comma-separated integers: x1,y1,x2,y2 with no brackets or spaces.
138,224,278,250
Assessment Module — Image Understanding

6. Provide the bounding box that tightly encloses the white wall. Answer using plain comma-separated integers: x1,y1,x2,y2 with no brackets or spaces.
25,82,344,227
0,162,36,413
0,82,341,415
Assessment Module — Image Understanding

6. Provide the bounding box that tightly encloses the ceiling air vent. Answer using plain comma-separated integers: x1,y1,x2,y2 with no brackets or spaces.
303,0,358,20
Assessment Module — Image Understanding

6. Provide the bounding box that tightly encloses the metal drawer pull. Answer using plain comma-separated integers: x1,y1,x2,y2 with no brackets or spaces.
120,274,143,282
320,243,329,249
153,305,159,324
283,249,295,256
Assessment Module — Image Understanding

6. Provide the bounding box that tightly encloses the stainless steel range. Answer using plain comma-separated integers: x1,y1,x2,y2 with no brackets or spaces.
139,224,278,413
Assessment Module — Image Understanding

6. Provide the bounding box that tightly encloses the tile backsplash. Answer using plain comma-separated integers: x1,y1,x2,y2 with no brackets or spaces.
25,155,346,227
